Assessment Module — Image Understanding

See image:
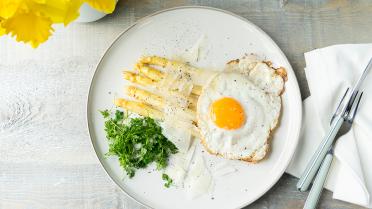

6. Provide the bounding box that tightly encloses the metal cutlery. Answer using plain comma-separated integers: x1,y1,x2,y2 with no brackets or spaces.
303,91,363,209
297,58,372,192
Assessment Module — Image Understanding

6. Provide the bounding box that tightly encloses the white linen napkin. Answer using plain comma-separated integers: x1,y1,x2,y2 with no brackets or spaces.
286,44,372,208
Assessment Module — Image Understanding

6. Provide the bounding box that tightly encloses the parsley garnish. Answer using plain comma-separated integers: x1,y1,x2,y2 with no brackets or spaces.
99,109,110,118
162,173,173,188
100,109,178,179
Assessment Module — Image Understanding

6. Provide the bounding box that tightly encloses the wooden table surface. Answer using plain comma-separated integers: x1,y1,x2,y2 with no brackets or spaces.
1,0,371,208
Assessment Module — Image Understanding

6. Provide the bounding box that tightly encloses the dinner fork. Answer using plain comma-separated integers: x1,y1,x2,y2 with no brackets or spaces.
303,91,364,209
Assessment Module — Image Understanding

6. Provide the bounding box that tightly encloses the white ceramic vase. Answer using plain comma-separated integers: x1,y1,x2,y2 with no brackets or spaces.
76,1,117,23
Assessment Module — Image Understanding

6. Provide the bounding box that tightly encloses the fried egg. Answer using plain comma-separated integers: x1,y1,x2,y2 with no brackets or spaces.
197,60,284,162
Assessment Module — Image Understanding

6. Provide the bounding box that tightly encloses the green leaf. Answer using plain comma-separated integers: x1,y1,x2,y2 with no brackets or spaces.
162,173,173,188
99,109,110,118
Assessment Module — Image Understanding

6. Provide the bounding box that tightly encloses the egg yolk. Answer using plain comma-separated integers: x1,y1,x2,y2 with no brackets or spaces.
210,97,245,130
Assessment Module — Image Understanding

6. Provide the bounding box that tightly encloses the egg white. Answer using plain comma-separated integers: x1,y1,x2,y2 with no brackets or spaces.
225,54,285,96
197,72,282,161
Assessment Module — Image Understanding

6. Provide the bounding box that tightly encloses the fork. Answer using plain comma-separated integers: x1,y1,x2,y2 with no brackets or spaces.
303,90,364,209
297,58,372,192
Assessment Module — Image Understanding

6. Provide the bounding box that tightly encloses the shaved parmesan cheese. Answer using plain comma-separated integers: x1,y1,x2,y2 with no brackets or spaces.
164,92,190,108
161,120,192,153
159,72,194,96
183,34,205,63
184,152,213,199
211,162,237,178
162,102,195,123
164,141,197,186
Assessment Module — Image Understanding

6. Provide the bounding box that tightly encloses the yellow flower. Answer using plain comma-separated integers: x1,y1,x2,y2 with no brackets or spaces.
0,18,5,35
2,10,54,48
27,0,84,25
0,0,117,48
0,0,22,19
0,25,5,36
85,0,117,14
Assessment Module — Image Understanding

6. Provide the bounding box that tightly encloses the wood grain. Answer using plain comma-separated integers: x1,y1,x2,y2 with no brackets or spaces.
0,163,145,209
1,0,371,208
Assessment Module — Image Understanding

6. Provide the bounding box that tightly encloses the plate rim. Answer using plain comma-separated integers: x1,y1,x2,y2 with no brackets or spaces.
87,5,302,209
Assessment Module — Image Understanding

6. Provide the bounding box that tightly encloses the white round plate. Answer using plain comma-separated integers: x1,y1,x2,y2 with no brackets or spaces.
87,6,302,209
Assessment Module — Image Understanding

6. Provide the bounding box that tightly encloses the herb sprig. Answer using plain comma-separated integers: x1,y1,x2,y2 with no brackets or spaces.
100,110,178,179
162,173,173,188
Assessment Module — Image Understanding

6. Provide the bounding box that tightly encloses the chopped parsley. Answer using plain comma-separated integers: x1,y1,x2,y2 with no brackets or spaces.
162,173,173,188
100,109,110,118
100,109,178,180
